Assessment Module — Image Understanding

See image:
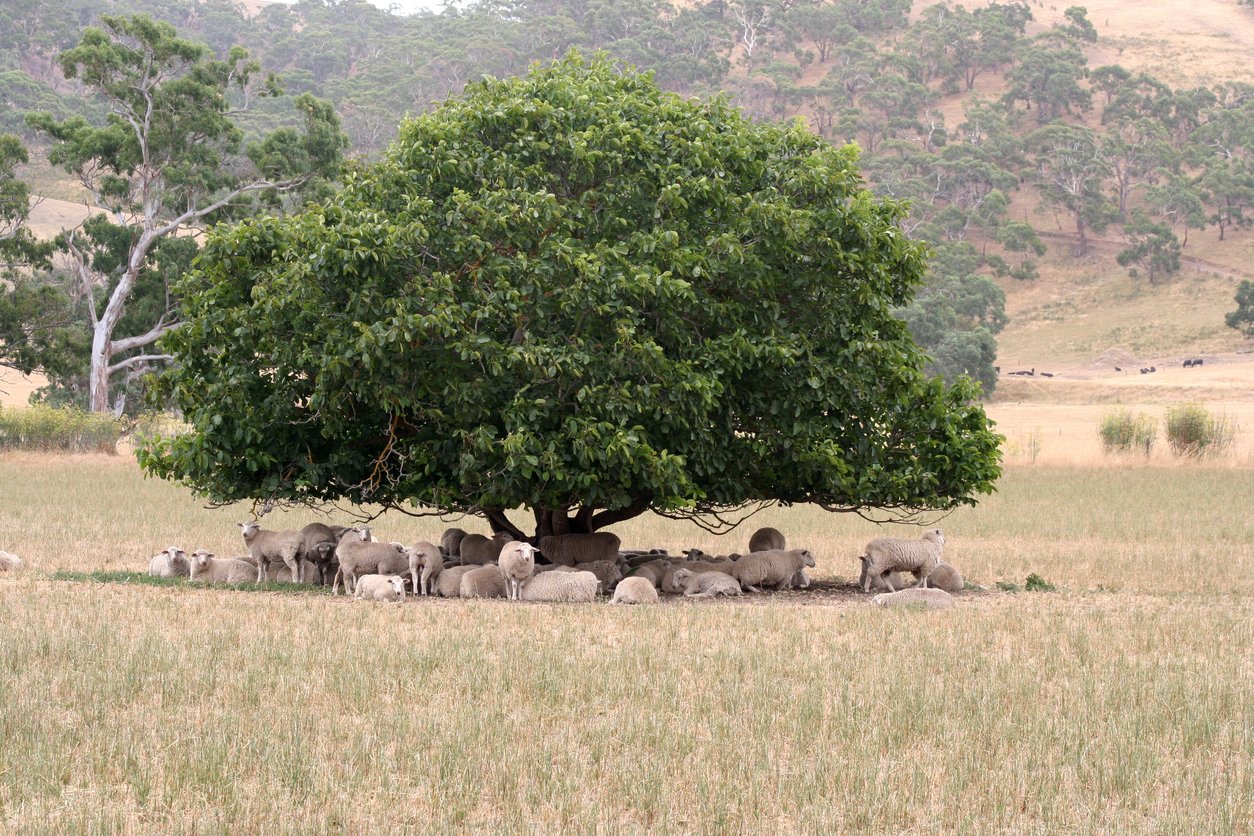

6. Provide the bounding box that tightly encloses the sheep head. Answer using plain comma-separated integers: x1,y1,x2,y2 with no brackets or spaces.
237,521,261,539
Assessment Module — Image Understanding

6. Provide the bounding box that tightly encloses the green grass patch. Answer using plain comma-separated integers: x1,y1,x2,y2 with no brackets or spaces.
48,569,333,595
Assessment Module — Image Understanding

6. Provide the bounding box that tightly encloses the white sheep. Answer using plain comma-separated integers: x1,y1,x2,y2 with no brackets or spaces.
459,531,516,566
459,564,507,598
405,541,443,596
872,588,955,610
609,576,659,604
440,527,468,558
354,574,407,602
731,549,816,593
748,526,786,553
573,559,624,595
920,561,963,594
860,529,945,593
149,546,190,578
673,568,743,598
857,558,904,593
519,569,599,603
537,532,621,567
434,565,475,598
272,559,320,583
333,527,408,595
237,521,306,583
0,550,24,572
626,559,671,588
498,541,537,600
660,561,734,595
189,550,259,585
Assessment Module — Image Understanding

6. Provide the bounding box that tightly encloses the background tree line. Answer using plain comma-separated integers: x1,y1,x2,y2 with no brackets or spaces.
3,0,1254,409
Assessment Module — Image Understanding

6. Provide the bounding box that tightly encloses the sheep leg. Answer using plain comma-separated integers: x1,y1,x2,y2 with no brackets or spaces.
284,555,301,584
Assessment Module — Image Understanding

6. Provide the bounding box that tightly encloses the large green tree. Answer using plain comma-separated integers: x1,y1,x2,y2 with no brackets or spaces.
141,55,1002,538
26,14,346,413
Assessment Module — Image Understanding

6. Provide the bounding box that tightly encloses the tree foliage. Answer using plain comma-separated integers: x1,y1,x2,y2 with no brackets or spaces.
1226,279,1254,337
141,55,1003,536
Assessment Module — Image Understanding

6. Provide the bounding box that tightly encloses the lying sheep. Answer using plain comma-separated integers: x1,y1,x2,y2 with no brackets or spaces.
434,565,475,598
573,559,623,595
872,588,955,610
405,541,443,596
748,526,786,553
538,532,621,567
626,558,671,588
333,527,409,596
673,568,743,598
238,521,305,583
460,564,507,598
660,561,734,595
440,527,468,558
731,549,816,593
857,558,904,593
189,550,259,585
498,541,537,600
0,550,24,572
609,576,659,604
149,546,190,578
459,531,516,566
921,561,963,594
519,569,599,603
860,529,945,593
354,574,407,602
273,559,320,583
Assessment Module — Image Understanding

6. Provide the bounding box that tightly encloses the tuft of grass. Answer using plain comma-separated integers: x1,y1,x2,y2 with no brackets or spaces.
1098,408,1158,455
1024,572,1058,592
996,581,1021,592
1164,402,1237,457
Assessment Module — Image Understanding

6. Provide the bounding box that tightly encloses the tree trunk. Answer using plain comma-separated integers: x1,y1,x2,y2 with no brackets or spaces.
1075,213,1087,256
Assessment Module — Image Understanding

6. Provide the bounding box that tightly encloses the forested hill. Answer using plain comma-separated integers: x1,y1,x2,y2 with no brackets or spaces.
6,0,1254,388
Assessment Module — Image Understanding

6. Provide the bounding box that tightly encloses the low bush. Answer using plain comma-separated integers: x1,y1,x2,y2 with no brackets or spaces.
0,405,125,453
1098,408,1157,455
1164,402,1236,458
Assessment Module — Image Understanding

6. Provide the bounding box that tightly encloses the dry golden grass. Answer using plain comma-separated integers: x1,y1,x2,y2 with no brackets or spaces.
2,454,1254,833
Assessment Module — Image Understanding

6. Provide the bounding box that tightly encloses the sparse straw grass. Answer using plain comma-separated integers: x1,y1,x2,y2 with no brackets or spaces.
2,457,1254,833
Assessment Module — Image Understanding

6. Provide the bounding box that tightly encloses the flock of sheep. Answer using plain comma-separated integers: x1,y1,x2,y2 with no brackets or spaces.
136,521,968,609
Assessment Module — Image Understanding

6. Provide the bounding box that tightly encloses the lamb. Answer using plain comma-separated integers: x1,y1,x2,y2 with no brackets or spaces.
333,527,409,595
354,574,407,602
661,561,734,595
573,559,623,595
498,540,538,600
0,550,24,572
731,549,816,593
519,569,599,603
673,568,743,598
459,564,508,598
405,541,443,596
609,576,659,604
189,550,259,585
920,561,963,594
459,531,516,566
440,527,468,558
149,546,190,578
537,532,621,567
237,521,305,583
857,557,904,593
748,526,786,553
434,565,475,598
860,529,945,593
872,588,955,610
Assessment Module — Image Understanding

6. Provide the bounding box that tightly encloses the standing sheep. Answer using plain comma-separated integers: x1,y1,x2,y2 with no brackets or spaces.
731,549,816,593
872,588,955,610
460,565,508,598
519,570,599,603
149,546,190,578
405,541,443,596
921,562,963,594
0,551,22,572
857,557,904,593
860,529,945,593
333,528,409,596
609,576,659,604
748,527,786,553
498,541,538,601
537,532,621,567
440,527,468,558
354,574,407,602
459,531,516,566
189,550,259,585
237,521,306,583
299,522,340,584
434,565,475,598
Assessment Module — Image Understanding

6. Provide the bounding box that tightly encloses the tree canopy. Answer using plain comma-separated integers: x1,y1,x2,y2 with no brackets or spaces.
141,55,1002,537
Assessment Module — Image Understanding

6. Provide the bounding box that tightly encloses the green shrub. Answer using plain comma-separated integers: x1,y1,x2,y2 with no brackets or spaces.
1024,573,1057,592
0,405,125,454
1098,408,1157,454
1163,403,1236,458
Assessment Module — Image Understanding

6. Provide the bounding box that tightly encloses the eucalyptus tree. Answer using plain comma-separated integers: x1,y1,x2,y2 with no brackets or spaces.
26,14,347,413
142,55,1002,537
